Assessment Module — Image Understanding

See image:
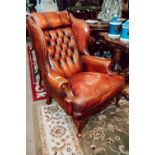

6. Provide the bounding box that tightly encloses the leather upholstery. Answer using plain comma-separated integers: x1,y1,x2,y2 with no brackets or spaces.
69,72,124,112
27,11,125,136
31,11,71,30
44,27,81,78
82,55,113,73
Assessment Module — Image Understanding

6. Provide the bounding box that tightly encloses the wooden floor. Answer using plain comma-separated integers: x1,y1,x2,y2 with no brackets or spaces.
26,42,37,155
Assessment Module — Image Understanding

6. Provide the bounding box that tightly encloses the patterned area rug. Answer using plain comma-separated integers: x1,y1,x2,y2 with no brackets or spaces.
36,97,129,155
27,46,47,101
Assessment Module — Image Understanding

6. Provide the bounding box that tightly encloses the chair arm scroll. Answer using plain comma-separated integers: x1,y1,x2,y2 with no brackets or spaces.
82,55,114,74
47,71,69,91
47,70,74,99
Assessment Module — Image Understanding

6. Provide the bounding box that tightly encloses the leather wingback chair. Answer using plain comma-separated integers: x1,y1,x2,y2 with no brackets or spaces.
27,11,125,137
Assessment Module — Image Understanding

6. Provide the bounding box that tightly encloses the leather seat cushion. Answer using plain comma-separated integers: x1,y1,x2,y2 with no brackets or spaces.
69,72,124,112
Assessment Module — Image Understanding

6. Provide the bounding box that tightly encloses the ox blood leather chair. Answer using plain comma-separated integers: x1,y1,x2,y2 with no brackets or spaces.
27,11,125,137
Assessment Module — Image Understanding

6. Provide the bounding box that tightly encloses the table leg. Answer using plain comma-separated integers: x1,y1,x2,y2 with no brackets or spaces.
122,84,129,101
113,49,122,72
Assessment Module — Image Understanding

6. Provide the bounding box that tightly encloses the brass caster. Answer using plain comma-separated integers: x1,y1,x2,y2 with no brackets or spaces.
77,132,82,138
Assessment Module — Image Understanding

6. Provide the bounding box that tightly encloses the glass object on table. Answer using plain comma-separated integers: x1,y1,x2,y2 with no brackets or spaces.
120,20,129,42
35,0,58,12
26,0,37,13
97,0,122,23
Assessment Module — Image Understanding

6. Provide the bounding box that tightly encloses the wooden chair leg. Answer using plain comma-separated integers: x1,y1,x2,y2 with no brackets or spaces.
122,88,129,101
73,117,88,138
115,94,121,107
46,96,52,105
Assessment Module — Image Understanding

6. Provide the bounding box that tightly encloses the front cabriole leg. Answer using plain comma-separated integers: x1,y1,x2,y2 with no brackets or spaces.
73,111,88,137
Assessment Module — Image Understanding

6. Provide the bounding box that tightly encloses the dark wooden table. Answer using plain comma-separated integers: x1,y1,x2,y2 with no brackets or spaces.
67,6,101,20
99,32,129,50
99,32,129,74
87,21,109,56
87,21,109,31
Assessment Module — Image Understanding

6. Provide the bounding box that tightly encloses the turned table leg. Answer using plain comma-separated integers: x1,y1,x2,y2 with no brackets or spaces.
113,48,122,72
122,84,129,101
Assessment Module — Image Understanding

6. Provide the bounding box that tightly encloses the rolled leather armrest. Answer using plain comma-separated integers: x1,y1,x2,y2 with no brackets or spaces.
47,70,69,92
82,55,114,74
47,70,75,100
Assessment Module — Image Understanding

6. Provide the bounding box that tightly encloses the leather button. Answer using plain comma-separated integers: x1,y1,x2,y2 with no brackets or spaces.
50,40,56,47
47,47,55,56
49,33,53,39
63,31,66,35
56,30,63,37
49,31,57,40
56,32,59,37
57,38,63,45
63,36,69,44
47,41,51,46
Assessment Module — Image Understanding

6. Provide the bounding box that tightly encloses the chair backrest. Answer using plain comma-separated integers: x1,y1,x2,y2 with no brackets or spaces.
29,11,82,78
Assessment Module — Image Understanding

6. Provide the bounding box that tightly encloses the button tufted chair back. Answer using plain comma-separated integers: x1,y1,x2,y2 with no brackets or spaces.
44,27,81,78
29,11,82,78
